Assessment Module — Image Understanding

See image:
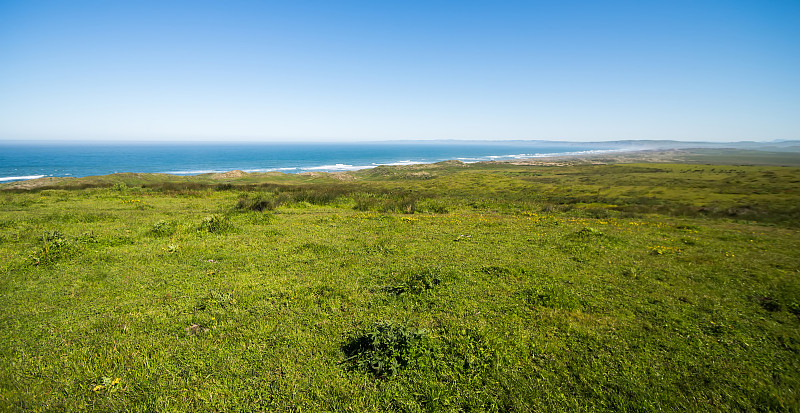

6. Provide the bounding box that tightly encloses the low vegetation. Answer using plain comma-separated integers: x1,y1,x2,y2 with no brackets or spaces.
1,159,799,411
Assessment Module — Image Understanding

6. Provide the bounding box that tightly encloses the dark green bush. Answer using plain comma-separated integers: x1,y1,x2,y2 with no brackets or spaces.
342,321,427,378
236,195,278,212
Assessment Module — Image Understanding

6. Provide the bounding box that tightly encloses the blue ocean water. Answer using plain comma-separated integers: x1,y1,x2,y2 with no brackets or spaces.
0,141,629,182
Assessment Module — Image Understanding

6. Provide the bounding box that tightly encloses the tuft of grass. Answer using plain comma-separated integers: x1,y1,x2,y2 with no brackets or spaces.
521,282,581,310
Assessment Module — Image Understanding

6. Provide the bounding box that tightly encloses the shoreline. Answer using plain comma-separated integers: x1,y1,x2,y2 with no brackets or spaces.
3,147,799,190
0,147,641,183
2,140,798,184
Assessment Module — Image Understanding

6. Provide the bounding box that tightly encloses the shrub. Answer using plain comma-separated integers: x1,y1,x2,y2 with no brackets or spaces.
354,193,417,214
756,296,782,312
576,227,603,237
198,214,230,233
385,195,417,214
353,193,382,212
292,187,346,205
236,195,278,212
788,301,800,317
342,321,427,378
418,198,450,214
150,220,175,237
404,270,442,293
250,184,355,207
30,231,75,265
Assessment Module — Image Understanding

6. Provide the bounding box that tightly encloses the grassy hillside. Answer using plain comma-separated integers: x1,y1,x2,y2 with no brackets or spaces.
1,161,799,411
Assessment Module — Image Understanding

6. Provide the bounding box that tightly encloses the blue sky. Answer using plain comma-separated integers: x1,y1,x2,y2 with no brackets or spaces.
0,0,798,142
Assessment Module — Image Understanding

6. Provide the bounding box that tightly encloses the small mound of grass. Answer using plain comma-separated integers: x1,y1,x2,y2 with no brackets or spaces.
342,321,428,378
386,269,443,295
296,242,336,254
481,265,514,276
195,291,237,311
521,282,580,310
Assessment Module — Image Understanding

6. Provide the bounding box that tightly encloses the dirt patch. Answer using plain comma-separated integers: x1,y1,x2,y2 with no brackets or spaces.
1,177,75,190
210,170,248,179
299,172,325,178
185,324,210,336
330,172,356,181
298,171,358,181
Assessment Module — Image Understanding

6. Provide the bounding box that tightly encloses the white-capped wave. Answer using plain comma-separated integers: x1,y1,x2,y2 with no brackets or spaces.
522,149,631,158
0,175,47,182
151,148,634,177
375,160,418,166
241,167,298,173
162,169,227,175
304,164,372,171
458,149,632,162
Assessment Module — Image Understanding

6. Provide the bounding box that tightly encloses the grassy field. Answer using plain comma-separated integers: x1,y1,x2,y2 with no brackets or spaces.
1,160,799,411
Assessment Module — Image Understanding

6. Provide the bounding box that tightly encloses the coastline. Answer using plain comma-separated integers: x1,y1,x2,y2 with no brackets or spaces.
2,140,798,184
3,147,800,191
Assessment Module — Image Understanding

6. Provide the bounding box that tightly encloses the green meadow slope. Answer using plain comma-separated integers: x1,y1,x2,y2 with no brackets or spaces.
1,159,799,411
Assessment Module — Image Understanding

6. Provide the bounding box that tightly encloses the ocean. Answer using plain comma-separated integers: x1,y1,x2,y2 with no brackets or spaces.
0,141,632,182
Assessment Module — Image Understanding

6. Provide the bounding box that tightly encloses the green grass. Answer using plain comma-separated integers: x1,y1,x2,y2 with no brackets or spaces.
1,161,799,411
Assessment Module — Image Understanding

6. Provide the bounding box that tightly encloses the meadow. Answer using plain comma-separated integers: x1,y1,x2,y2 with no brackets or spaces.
1,159,799,411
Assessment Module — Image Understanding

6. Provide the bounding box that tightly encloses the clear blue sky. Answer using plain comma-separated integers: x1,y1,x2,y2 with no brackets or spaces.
1,0,798,142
